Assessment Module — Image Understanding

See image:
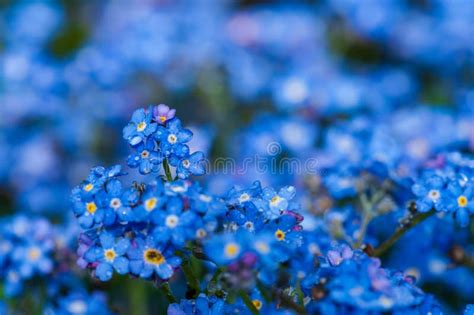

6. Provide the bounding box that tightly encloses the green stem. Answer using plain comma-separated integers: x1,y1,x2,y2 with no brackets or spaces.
129,279,148,315
182,244,218,264
462,255,474,269
255,280,306,314
163,158,173,182
355,212,372,249
374,209,436,257
180,259,201,298
238,290,259,315
256,280,272,303
295,280,305,308
160,282,177,304
207,266,225,295
355,190,387,249
273,289,307,314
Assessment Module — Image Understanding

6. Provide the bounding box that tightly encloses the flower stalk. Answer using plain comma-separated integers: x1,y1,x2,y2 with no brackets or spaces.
163,158,173,182
374,209,436,257
159,282,177,304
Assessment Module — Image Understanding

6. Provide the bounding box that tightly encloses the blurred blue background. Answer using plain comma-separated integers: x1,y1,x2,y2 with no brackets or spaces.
0,0,473,313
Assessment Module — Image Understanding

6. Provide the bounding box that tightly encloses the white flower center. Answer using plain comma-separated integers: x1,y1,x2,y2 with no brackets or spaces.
255,241,270,254
244,221,254,231
167,134,178,144
428,189,440,201
182,159,190,168
170,185,186,193
68,300,88,314
308,243,320,255
196,228,207,238
199,194,211,202
165,214,179,228
110,198,122,209
239,193,250,203
283,78,308,103
379,296,394,309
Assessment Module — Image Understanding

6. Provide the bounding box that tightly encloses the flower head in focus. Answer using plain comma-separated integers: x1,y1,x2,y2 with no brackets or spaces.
153,104,176,125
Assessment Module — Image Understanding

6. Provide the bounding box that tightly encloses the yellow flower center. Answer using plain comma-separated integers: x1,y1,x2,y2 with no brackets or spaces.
141,150,150,158
28,247,41,261
136,121,147,132
104,249,116,262
275,229,286,241
84,183,94,192
86,202,97,214
458,195,468,207
144,249,165,265
270,196,281,205
144,198,158,212
159,116,167,123
224,242,240,259
252,299,263,310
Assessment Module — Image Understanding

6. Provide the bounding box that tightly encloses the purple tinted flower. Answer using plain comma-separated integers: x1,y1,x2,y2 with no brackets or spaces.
327,244,353,266
241,252,258,267
77,233,95,269
153,104,176,125
367,259,391,291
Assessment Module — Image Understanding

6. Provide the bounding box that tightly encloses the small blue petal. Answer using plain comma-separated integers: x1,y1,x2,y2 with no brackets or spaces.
99,232,115,249
96,263,114,281
113,257,129,275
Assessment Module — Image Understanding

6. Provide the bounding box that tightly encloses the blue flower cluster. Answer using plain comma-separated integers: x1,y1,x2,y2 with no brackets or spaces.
0,216,55,297
44,290,113,315
69,106,458,314
303,245,443,314
205,181,303,286
74,174,225,282
168,294,224,315
123,105,206,178
0,214,115,314
167,292,292,315
72,108,225,284
412,157,474,227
